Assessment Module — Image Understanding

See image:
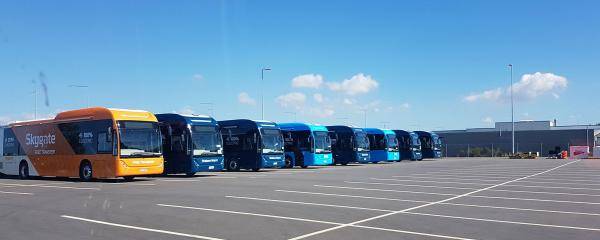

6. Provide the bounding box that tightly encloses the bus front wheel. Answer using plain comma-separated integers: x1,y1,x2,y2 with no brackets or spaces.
123,176,135,181
284,156,294,168
251,167,260,172
79,161,93,182
18,161,29,179
227,159,240,172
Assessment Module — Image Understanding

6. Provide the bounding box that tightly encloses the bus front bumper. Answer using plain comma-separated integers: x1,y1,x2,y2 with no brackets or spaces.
192,156,224,172
262,154,285,168
118,157,164,176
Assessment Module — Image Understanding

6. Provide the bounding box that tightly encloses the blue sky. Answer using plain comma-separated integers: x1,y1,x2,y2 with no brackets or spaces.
1,0,599,130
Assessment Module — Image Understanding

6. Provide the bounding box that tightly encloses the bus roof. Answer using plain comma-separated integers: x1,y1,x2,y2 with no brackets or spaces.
10,107,157,127
414,131,437,137
381,129,396,135
278,123,328,132
326,125,365,133
155,113,217,125
363,128,385,135
218,119,279,129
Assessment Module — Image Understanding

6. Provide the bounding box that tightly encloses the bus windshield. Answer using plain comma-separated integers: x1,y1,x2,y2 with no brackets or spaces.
118,121,162,158
313,131,332,153
261,128,284,154
191,125,222,156
410,134,421,147
355,132,370,151
386,135,399,152
433,136,442,149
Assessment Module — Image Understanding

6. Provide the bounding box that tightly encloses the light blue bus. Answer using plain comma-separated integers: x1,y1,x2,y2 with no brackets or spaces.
365,128,399,163
279,123,333,168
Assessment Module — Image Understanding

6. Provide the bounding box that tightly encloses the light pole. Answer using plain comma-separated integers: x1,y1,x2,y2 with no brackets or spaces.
261,67,271,120
198,102,214,116
361,109,367,128
508,64,515,155
69,85,90,108
380,121,390,129
336,117,349,125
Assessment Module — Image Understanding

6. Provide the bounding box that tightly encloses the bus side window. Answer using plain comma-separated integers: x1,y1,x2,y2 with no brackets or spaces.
3,129,21,156
97,132,112,153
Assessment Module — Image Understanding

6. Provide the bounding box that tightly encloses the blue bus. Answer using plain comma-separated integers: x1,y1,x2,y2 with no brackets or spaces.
393,130,423,161
364,128,399,163
326,126,370,165
414,131,442,159
156,114,224,176
279,123,333,168
219,119,285,171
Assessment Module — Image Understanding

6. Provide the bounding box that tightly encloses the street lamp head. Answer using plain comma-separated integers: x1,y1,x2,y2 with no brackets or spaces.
508,64,513,67
263,68,271,71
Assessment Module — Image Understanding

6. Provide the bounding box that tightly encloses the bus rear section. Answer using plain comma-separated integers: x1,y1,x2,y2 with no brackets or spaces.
365,128,399,163
415,131,442,159
382,129,400,161
279,123,333,168
156,114,224,176
327,126,370,165
0,107,164,181
394,130,423,161
219,120,285,171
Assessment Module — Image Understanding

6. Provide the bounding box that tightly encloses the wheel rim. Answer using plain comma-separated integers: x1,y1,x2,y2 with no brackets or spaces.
229,161,238,170
285,158,292,168
82,165,92,179
20,164,27,177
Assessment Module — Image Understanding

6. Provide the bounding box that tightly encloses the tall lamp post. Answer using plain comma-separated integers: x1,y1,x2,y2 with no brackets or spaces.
261,67,271,120
198,102,214,116
508,64,515,155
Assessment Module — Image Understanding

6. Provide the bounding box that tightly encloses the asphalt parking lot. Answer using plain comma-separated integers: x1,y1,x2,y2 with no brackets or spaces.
1,157,600,240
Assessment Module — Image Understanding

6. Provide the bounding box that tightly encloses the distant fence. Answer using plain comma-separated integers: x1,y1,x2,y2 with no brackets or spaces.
441,142,581,158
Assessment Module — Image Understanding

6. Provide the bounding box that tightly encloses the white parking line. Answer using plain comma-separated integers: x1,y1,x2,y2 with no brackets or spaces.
401,211,600,232
469,195,600,205
504,184,600,191
61,215,224,240
391,176,503,182
157,203,473,240
288,160,580,240
159,177,237,182
347,181,475,190
409,173,514,179
0,183,99,190
528,177,600,183
0,190,34,195
359,178,493,186
515,180,600,186
314,185,458,196
157,203,341,225
225,195,393,212
276,190,600,217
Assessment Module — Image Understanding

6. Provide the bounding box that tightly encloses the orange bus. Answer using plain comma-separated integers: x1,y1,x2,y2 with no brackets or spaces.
0,107,164,181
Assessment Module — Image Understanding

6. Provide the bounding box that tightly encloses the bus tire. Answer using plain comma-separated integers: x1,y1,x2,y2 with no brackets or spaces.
79,161,93,182
18,161,29,179
341,162,348,166
284,156,294,168
301,165,308,169
123,176,135,181
227,159,240,172
251,167,260,172
185,172,196,177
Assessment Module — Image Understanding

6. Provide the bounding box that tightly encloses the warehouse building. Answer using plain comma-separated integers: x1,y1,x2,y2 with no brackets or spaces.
436,120,600,157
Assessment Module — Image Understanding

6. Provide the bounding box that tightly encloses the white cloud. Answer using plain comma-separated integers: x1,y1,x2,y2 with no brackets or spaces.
313,93,324,103
343,98,354,105
292,74,324,89
175,106,196,115
327,73,379,95
464,72,568,103
482,117,494,124
306,107,335,118
276,92,306,109
0,116,12,125
400,103,411,109
193,74,203,81
238,92,256,106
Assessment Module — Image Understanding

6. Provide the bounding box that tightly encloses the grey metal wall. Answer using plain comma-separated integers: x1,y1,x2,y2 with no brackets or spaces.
437,129,595,157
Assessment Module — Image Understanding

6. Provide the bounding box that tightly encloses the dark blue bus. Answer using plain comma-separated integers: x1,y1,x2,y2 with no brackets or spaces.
279,123,333,168
364,128,400,163
326,126,370,165
219,119,285,171
393,130,423,161
156,114,224,176
414,131,442,159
